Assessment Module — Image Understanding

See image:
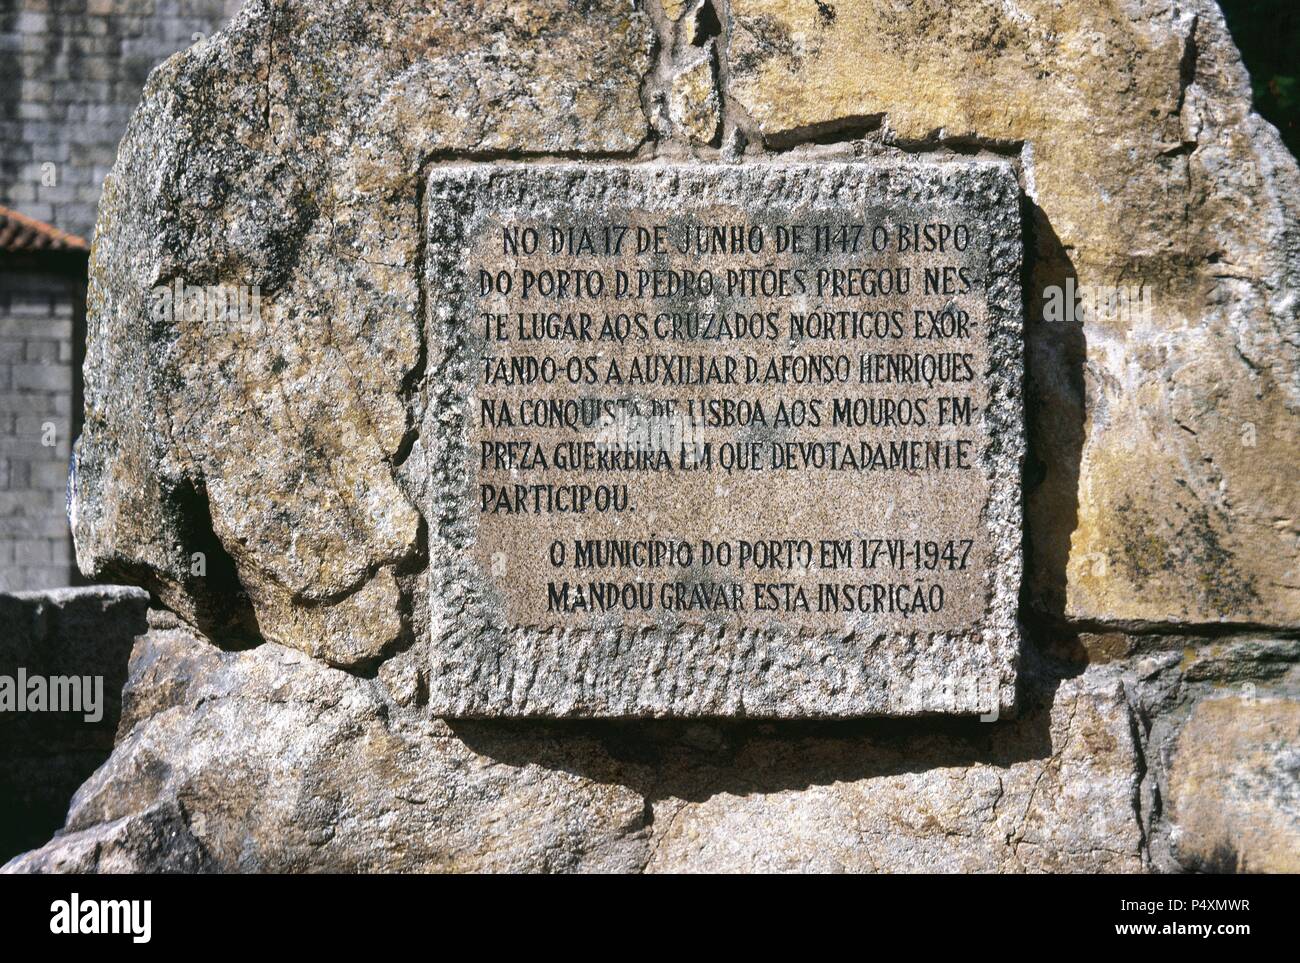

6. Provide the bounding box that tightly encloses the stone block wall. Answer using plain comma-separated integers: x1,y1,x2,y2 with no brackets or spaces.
0,0,242,242
0,264,80,591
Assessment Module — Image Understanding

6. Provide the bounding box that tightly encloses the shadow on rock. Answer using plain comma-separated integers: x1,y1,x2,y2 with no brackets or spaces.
0,586,149,863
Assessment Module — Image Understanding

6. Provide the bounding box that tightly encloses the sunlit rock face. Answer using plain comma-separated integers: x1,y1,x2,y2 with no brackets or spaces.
725,0,1299,626
71,0,653,666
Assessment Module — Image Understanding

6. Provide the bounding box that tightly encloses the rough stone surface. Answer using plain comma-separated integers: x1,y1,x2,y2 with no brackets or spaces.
67,0,1300,667
0,616,1139,873
645,667,1145,872
0,585,149,862
4,804,217,874
669,45,721,146
9,615,1299,873
725,0,1300,627
661,0,692,21
25,0,1300,871
7,618,653,873
70,0,654,666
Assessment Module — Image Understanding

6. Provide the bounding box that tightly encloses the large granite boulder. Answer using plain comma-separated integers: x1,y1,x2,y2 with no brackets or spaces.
724,0,1300,626
15,0,1297,871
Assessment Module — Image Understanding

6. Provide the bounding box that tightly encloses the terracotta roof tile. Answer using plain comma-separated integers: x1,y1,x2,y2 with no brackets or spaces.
0,204,89,253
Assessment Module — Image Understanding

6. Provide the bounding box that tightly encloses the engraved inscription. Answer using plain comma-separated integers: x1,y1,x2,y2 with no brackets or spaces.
424,163,1023,717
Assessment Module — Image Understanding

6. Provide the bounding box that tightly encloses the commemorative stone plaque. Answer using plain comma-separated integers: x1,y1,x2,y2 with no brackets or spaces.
423,162,1023,718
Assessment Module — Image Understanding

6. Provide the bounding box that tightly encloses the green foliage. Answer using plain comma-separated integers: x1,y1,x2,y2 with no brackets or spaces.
1220,0,1300,158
